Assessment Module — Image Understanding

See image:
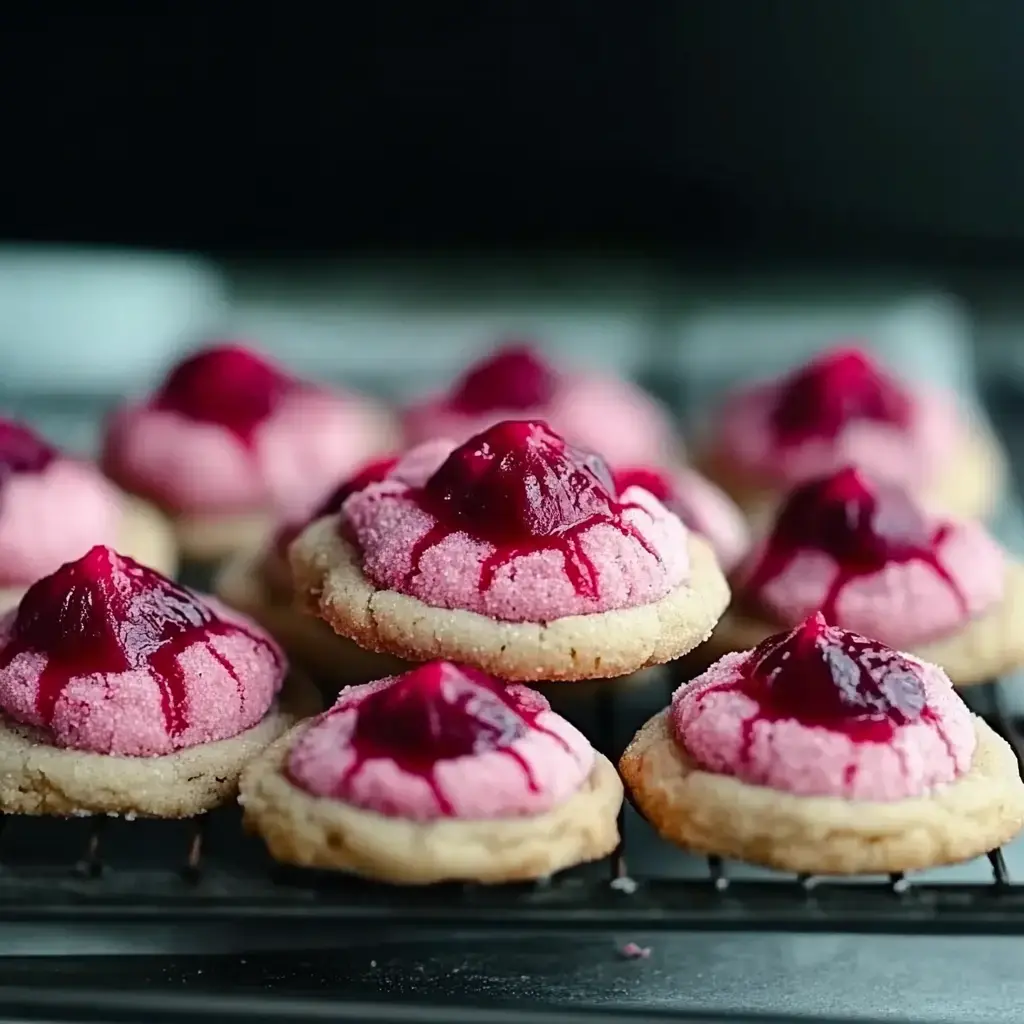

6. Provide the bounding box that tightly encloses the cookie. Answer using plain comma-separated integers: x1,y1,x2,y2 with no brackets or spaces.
101,342,400,563
291,420,730,682
710,467,1024,687
240,663,623,884
621,616,1024,875
0,545,321,817
699,345,1004,523
401,341,678,468
622,709,1024,875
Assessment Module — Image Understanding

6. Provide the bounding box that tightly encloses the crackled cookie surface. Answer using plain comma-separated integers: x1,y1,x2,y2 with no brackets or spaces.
102,343,397,529
402,342,676,467
711,467,1024,685
240,661,623,883
291,420,730,680
0,418,174,591
704,344,1002,519
620,616,1024,874
0,546,316,817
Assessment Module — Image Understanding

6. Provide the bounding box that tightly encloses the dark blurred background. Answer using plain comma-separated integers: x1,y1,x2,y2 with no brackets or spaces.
4,3,1024,265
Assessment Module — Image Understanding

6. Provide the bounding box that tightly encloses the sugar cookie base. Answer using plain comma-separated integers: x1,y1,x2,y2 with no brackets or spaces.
620,710,1024,875
707,559,1024,688
214,549,408,693
239,724,624,884
0,672,321,818
172,510,274,564
289,519,731,682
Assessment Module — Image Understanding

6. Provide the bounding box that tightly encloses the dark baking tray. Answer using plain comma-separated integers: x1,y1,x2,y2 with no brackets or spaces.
1,387,1023,1023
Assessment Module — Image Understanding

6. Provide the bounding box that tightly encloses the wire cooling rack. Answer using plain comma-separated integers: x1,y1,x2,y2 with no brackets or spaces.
0,677,1019,938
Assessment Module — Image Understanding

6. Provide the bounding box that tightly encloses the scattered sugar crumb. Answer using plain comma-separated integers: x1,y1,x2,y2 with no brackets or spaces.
618,942,651,960
610,875,638,894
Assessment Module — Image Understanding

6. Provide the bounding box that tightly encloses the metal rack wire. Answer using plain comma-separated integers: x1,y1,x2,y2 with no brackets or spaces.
0,679,1019,935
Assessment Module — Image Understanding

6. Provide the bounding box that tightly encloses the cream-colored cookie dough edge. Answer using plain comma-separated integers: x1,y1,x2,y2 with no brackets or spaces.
173,510,274,563
214,551,408,688
289,518,731,682
923,414,1006,522
620,709,1024,875
239,721,624,884
705,559,1024,688
0,672,321,818
118,494,179,578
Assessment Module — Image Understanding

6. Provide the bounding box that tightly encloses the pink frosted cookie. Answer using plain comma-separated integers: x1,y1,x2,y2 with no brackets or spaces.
290,420,730,681
402,342,678,467
699,344,1004,521
239,660,623,883
101,342,399,561
710,466,1024,686
0,546,319,817
613,465,751,575
214,444,458,693
0,418,175,606
620,614,1024,874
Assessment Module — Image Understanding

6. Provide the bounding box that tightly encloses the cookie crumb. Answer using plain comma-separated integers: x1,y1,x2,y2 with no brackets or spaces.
618,942,651,960
610,875,638,894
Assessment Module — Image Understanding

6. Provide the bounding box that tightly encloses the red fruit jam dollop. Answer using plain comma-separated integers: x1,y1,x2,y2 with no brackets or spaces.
152,343,298,447
674,614,973,799
613,466,698,532
0,419,58,485
447,344,560,415
287,661,574,817
739,614,928,741
770,346,912,446
407,420,656,598
274,455,399,556
744,467,965,622
0,545,281,738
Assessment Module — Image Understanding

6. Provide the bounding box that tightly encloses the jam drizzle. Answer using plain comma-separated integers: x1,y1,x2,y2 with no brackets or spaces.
333,662,570,815
152,343,297,449
695,615,956,782
447,344,560,415
612,466,700,533
402,421,659,599
0,546,281,738
743,467,967,623
769,346,912,446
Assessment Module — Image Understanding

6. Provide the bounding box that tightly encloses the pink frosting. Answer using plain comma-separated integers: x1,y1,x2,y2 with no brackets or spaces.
286,675,593,820
103,388,396,520
0,594,284,757
673,650,976,801
342,483,691,622
0,459,124,587
711,379,963,491
265,439,458,591
404,372,676,467
740,519,1005,648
